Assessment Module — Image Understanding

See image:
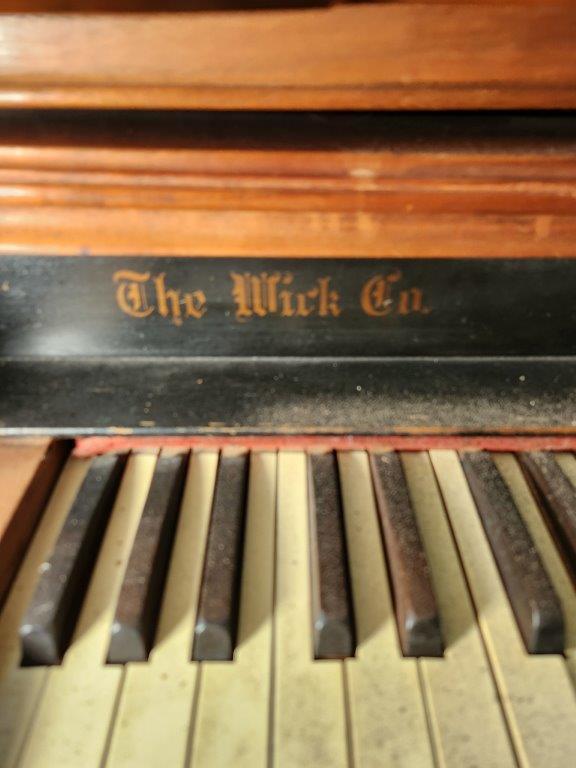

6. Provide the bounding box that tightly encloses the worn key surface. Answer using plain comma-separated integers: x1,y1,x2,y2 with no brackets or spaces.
371,451,443,657
519,451,576,572
19,453,126,665
308,451,354,659
461,451,564,654
108,451,188,663
193,451,248,661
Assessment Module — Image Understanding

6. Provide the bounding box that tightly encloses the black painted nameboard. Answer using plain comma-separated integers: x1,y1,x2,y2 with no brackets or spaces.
1,256,575,358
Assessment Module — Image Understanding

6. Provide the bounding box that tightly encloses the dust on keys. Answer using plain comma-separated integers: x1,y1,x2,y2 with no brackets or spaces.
1,443,576,768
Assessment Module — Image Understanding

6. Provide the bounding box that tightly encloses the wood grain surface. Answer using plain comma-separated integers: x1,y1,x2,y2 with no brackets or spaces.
0,112,575,258
0,7,574,109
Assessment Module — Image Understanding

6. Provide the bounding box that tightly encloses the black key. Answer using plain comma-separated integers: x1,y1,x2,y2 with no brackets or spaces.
192,452,248,661
308,452,355,659
371,452,443,657
519,451,576,573
20,453,126,665
107,452,189,663
461,451,564,654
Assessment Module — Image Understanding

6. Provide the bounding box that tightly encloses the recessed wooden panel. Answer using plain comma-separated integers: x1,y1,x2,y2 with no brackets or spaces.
0,112,574,259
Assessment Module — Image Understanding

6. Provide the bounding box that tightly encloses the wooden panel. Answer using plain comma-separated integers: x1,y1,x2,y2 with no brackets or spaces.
0,439,67,609
0,112,574,259
3,209,576,259
1,113,576,220
0,7,575,109
3,358,576,437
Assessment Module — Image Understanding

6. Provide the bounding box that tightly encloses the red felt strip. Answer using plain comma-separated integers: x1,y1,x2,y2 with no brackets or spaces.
74,434,576,458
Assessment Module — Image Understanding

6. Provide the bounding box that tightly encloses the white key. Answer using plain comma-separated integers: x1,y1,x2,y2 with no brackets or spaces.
273,451,348,768
402,452,515,768
339,451,433,768
105,451,218,768
18,453,157,768
191,452,276,768
0,456,89,768
430,450,576,768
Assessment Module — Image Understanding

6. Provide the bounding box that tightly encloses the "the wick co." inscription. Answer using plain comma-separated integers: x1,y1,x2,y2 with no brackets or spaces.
113,269,430,325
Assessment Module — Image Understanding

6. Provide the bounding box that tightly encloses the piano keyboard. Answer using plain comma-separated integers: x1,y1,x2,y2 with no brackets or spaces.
1,446,576,767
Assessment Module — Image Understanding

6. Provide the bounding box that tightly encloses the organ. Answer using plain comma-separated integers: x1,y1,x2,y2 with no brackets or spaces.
1,3,576,767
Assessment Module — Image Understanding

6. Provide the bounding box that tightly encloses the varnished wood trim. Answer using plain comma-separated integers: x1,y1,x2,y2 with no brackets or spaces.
2,208,576,257
0,7,575,109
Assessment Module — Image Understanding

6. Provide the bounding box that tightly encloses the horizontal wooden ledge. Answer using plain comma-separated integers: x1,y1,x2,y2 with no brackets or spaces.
1,208,576,257
2,149,576,178
0,6,575,109
3,358,576,435
2,182,576,216
5,84,576,111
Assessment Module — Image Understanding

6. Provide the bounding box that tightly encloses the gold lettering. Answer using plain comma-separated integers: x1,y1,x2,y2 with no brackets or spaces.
230,272,252,319
317,277,341,317
230,271,340,320
295,292,312,317
114,269,206,323
154,273,184,326
279,289,294,317
113,270,154,318
264,273,282,314
360,271,401,317
231,271,294,319
361,271,430,317
184,290,207,319
398,287,430,316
